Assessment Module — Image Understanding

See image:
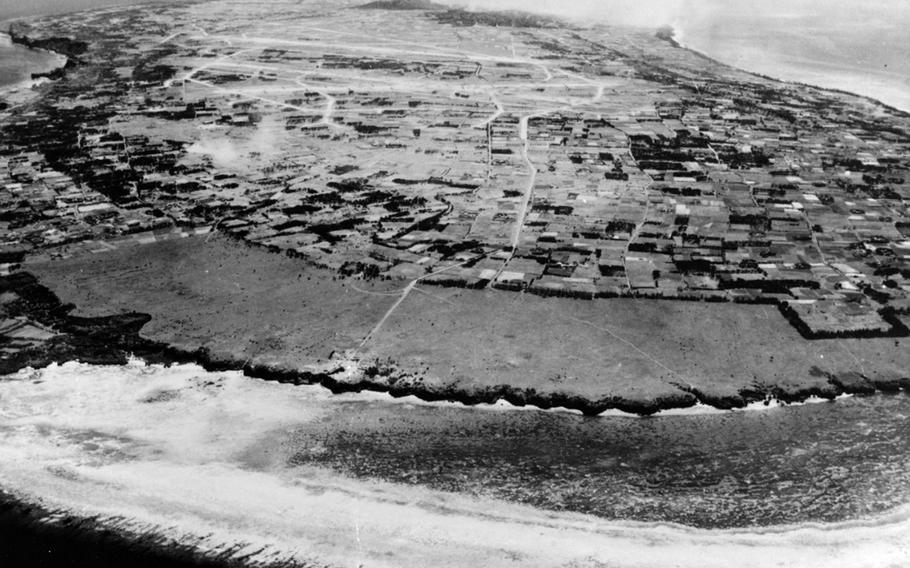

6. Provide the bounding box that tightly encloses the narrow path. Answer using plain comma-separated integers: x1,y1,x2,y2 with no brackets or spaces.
801,208,829,264
354,260,473,354
413,286,456,306
203,34,564,70
491,75,609,282
707,143,720,163
841,343,868,376
474,91,504,129
512,114,536,251
348,283,406,297
163,46,247,89
355,279,417,352
157,31,182,45
568,315,681,379
622,194,651,293
489,113,535,283
536,63,553,82
553,68,604,101
294,77,340,129
184,76,344,131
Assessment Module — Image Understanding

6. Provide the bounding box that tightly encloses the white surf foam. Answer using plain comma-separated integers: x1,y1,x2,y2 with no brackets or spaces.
0,360,908,568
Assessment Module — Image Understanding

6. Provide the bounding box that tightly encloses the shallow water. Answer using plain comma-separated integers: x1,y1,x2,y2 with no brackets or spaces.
0,36,63,90
0,0,175,21
287,392,910,528
676,8,910,112
1,361,909,567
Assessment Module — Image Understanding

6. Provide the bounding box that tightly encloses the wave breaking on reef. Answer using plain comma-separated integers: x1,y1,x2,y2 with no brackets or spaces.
0,360,909,567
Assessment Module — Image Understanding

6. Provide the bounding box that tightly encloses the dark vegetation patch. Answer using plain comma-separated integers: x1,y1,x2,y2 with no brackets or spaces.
428,9,564,29
7,29,88,59
357,0,446,10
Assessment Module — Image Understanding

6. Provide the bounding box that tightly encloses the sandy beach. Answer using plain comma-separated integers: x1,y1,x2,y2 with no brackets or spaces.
1,361,909,567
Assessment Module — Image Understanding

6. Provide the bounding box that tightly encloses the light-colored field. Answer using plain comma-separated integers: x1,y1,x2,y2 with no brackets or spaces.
28,235,401,369
27,236,910,408
360,284,910,404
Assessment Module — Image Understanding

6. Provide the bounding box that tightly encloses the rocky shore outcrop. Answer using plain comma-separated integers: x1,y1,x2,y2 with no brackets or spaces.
3,271,909,417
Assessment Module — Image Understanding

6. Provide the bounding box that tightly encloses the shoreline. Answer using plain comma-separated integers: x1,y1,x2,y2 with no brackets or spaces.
0,31,69,102
662,26,910,118
0,487,299,568
3,270,909,418
0,6,909,567
3,357,868,420
1,380,910,568
5,358,910,534
0,15,906,418
0,490,907,568
4,474,910,545
1,2,909,411
0,1,190,26
211,341,910,417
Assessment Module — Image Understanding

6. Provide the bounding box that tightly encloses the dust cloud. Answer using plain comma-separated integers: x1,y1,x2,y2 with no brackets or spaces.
186,112,287,171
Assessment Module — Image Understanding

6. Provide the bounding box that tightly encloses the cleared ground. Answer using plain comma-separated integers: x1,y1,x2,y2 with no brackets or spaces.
28,235,401,370
27,236,910,407
361,284,910,403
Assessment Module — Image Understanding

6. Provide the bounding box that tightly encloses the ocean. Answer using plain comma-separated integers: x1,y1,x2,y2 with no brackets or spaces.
0,34,64,90
0,0,176,21
2,0,908,111
674,2,910,112
443,0,910,113
0,361,908,567
0,0,179,91
1,1,910,565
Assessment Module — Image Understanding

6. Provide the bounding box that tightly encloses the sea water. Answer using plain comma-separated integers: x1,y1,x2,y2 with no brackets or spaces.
674,2,910,112
0,33,64,90
449,0,910,112
0,361,908,567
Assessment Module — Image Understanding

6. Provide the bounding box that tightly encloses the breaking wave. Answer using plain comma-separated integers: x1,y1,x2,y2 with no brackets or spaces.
0,360,908,567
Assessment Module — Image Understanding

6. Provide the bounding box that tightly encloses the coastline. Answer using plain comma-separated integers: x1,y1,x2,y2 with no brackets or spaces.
1,485,908,568
1,4,909,567
1,6,908,419
3,269,909,419
1,357,868,420
667,26,910,117
2,359,910,568
0,31,68,105
0,489,256,568
0,1,186,24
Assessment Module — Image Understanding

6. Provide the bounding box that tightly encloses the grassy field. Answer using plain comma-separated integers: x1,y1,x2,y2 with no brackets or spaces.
28,235,401,370
27,235,910,409
361,286,910,404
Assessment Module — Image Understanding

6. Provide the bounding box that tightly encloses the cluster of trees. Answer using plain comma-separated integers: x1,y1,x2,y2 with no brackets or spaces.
778,302,910,340
430,9,560,28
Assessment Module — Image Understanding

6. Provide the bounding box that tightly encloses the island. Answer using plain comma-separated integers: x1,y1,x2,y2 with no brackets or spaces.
2,0,909,416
